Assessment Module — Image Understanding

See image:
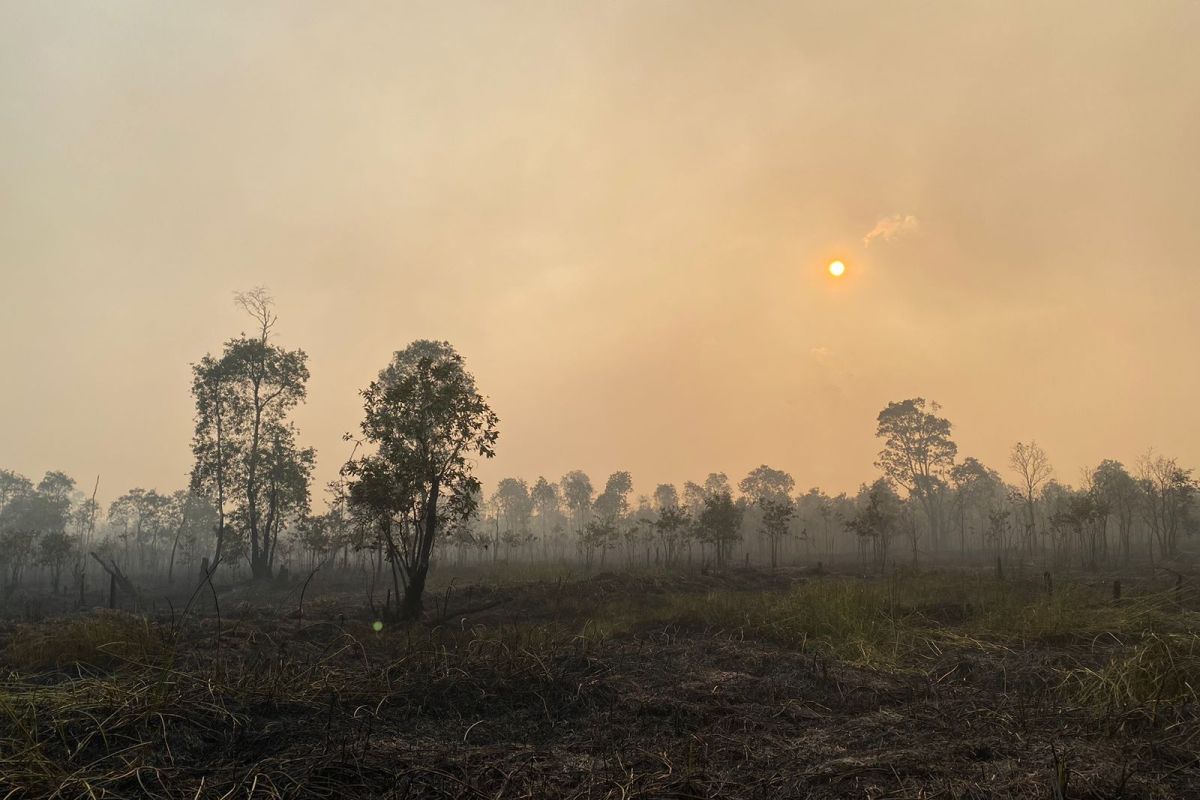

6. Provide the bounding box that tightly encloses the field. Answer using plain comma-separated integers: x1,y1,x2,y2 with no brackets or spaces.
2,564,1199,799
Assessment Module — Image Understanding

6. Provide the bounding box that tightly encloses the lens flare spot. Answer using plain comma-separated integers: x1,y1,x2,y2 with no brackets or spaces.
372,620,384,632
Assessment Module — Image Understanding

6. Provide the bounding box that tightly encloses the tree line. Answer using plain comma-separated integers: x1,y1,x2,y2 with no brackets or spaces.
1,291,1196,616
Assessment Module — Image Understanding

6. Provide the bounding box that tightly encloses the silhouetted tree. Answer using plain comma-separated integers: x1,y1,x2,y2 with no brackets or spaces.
845,478,902,573
346,340,498,620
190,288,312,578
1137,451,1196,558
560,470,595,560
1009,441,1053,556
875,398,957,550
739,465,795,568
1092,460,1139,563
696,491,742,567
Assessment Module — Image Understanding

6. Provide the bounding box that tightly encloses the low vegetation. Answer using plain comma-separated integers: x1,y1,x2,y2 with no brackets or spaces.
2,567,1198,798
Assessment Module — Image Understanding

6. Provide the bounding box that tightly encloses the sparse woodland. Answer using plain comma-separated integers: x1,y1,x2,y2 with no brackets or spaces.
2,292,1194,607
2,292,1199,799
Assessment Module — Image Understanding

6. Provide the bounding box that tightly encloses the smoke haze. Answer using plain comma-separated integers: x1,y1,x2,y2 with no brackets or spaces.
3,2,1199,503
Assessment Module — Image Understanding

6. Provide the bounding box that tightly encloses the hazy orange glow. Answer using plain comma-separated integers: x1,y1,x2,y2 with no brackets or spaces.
2,3,1199,502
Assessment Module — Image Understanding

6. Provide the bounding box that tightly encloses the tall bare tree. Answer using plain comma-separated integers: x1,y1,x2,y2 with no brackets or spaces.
1009,441,1053,556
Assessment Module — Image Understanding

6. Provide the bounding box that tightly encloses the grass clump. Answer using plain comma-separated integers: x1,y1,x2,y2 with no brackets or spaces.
2,611,167,671
1067,632,1200,718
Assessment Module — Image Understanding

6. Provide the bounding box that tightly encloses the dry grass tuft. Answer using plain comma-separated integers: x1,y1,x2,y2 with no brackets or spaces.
1,610,167,671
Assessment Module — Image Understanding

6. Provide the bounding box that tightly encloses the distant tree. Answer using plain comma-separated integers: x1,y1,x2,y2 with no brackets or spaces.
844,478,902,573
758,497,795,569
696,491,743,567
653,483,679,511
492,478,533,558
739,465,796,569
590,471,633,565
38,529,76,593
165,490,218,582
738,465,795,505
875,398,957,551
1009,441,1053,555
949,457,1004,556
1136,451,1196,559
346,340,498,620
653,504,690,565
530,477,565,558
703,472,731,498
560,470,594,556
682,481,706,514
109,488,173,571
595,471,633,522
37,471,76,503
0,472,73,590
797,487,837,556
190,288,312,579
0,469,33,511
581,517,617,563
1091,460,1139,563
984,507,1013,563
1053,483,1109,570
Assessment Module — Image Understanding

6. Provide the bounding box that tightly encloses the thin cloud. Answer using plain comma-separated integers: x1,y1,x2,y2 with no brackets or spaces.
863,214,920,247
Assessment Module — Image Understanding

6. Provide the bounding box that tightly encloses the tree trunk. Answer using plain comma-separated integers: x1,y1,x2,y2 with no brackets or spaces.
400,477,440,621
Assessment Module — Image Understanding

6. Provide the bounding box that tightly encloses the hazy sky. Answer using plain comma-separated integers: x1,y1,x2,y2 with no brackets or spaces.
3,2,1199,507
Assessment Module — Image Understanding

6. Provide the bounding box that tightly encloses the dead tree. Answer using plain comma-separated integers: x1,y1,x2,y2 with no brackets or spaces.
89,552,138,607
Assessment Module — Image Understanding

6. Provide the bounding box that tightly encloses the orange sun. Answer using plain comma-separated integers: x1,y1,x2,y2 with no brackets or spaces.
828,260,846,277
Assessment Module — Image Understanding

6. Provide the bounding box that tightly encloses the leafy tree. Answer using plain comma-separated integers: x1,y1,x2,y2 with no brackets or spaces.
581,517,617,561
108,488,173,570
492,478,533,558
758,497,795,569
1092,460,1139,563
949,457,1004,555
653,483,679,511
796,487,837,556
0,469,33,510
560,470,594,555
588,471,633,565
653,504,690,565
190,288,312,578
875,398,957,551
0,472,73,589
530,477,565,558
739,465,796,568
595,471,633,521
695,491,743,567
845,478,902,573
738,465,795,504
166,490,218,583
38,529,76,592
703,472,731,498
1137,451,1196,558
1048,485,1108,570
346,340,498,620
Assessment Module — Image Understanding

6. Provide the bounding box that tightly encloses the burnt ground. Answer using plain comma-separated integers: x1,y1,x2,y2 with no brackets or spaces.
1,567,1198,799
